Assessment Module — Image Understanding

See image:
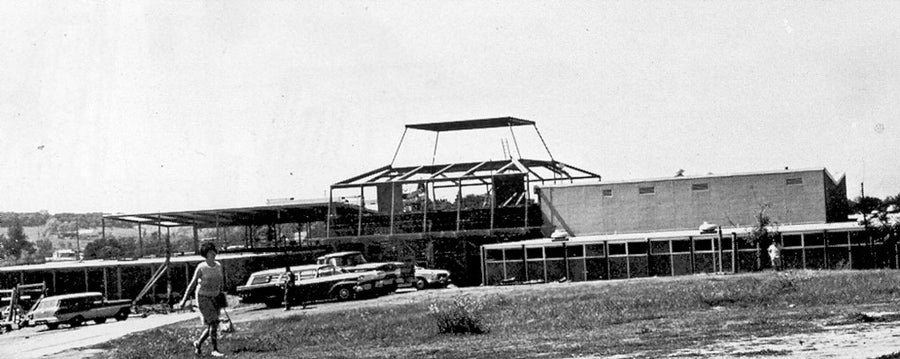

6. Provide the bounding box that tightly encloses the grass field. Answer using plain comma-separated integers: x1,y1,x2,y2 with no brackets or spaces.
91,270,900,358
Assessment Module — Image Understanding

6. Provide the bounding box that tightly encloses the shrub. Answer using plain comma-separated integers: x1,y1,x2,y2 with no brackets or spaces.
428,294,488,334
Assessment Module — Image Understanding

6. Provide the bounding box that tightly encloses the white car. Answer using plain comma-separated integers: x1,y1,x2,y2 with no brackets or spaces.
413,266,451,290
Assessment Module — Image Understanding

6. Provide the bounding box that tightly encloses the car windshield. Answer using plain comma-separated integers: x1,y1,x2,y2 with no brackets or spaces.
36,299,58,310
346,254,367,266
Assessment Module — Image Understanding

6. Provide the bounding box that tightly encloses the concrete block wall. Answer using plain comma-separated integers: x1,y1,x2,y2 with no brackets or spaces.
539,169,844,235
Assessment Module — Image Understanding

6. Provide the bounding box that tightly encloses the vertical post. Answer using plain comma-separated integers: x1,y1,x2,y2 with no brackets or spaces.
358,186,364,236
717,227,724,273
489,182,495,232
801,233,807,270
456,182,462,232
731,233,738,273
83,268,89,292
480,246,487,286
522,244,528,282
138,223,144,258
75,221,81,260
102,217,106,241
326,189,333,238
158,214,162,256
524,175,530,228
165,226,172,306
390,183,396,235
117,267,122,299
193,226,200,254
423,181,428,233
52,271,57,295
689,236,695,274
646,238,653,276
103,267,109,298
604,241,610,280
215,213,220,245
848,231,853,269
562,242,569,280
823,230,829,269
150,266,157,301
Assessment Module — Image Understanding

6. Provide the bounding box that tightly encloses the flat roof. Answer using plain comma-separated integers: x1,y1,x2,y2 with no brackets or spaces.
483,221,864,249
539,167,840,189
405,117,534,132
0,252,282,273
104,200,370,228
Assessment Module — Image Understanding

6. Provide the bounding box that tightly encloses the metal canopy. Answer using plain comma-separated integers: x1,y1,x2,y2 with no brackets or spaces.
405,117,535,132
104,201,369,228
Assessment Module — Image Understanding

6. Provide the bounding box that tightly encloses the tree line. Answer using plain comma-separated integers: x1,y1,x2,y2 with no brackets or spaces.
0,211,134,229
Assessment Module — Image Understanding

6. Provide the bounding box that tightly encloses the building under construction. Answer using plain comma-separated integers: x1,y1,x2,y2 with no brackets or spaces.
0,117,602,299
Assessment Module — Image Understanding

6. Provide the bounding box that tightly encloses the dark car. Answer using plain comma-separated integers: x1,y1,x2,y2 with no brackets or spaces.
236,264,383,307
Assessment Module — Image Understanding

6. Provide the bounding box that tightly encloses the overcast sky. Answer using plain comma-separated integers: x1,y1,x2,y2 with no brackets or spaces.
1,1,898,213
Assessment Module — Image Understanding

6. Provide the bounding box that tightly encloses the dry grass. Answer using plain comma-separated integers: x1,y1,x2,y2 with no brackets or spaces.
90,270,900,358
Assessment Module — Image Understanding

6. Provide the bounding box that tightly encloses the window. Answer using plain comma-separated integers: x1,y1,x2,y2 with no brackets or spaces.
693,239,712,251
651,240,671,254
585,244,605,257
691,183,709,191
505,248,523,260
786,177,803,185
782,235,802,247
602,189,613,197
671,240,691,253
627,242,648,255
486,249,504,261
638,186,655,195
608,243,627,256
566,245,584,258
545,246,565,259
526,247,544,259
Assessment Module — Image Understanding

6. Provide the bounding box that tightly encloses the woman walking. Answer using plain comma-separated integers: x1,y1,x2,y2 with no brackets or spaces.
179,242,226,357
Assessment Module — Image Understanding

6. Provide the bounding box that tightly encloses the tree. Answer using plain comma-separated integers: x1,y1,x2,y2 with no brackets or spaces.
742,204,779,270
34,238,54,259
83,237,124,260
1,219,35,259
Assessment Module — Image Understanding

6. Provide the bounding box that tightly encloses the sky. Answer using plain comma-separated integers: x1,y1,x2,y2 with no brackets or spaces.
1,1,898,214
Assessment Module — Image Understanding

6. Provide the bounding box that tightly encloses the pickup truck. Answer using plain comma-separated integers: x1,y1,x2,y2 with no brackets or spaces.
27,292,131,330
316,251,416,295
236,264,384,307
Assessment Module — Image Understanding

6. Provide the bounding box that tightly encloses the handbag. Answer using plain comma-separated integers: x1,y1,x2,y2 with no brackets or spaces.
219,308,235,333
215,292,228,308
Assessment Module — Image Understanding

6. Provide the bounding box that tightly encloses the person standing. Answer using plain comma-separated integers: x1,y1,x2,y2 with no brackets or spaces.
282,266,296,311
179,242,226,357
767,241,782,271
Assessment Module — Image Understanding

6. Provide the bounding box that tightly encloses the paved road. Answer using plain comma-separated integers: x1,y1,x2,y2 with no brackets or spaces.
0,312,197,359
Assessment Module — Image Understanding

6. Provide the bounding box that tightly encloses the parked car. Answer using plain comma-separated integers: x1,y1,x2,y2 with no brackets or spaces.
236,264,384,307
316,251,416,294
412,266,452,290
27,292,131,330
1,304,23,321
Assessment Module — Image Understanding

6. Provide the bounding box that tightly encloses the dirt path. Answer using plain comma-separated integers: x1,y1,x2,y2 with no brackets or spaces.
668,319,900,358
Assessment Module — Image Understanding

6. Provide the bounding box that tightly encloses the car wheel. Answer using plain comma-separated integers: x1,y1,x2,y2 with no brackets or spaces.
115,310,129,321
46,323,59,330
415,277,427,290
70,316,84,327
335,287,353,301
94,317,107,324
